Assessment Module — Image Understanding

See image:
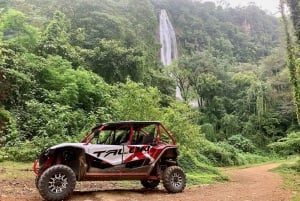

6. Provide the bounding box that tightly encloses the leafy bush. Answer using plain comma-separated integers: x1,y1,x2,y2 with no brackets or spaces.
114,79,162,121
197,140,241,166
1,111,18,146
179,149,227,184
236,153,270,165
3,134,75,161
0,149,8,162
268,132,300,155
162,101,202,149
201,123,216,142
0,107,10,122
0,108,12,146
291,160,300,172
228,134,256,153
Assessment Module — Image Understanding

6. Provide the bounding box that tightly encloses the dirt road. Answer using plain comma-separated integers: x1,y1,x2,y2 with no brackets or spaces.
0,163,291,201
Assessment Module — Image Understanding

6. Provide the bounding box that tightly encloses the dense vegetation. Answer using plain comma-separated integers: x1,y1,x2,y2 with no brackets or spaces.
0,0,298,181
269,0,300,156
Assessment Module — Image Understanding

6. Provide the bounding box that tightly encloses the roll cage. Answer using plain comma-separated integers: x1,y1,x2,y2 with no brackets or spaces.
81,121,176,145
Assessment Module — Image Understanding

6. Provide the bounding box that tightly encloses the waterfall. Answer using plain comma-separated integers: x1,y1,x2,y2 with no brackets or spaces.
159,9,182,99
159,9,178,66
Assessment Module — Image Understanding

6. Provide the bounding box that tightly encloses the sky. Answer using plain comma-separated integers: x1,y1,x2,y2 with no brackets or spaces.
205,0,281,16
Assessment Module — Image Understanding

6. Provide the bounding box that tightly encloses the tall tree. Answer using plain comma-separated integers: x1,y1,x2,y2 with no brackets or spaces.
36,10,77,62
0,9,39,51
280,0,300,122
85,39,145,84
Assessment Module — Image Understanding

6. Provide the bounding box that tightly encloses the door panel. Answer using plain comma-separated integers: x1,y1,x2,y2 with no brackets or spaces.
122,145,153,166
87,144,124,166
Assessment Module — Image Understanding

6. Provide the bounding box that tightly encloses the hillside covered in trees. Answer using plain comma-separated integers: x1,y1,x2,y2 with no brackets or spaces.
0,0,297,180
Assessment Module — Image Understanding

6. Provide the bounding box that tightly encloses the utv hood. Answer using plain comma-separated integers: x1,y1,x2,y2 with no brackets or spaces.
49,143,89,150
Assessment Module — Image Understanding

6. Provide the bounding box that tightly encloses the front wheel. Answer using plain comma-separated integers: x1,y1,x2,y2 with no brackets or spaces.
163,166,186,193
35,176,40,188
37,165,76,201
141,179,160,189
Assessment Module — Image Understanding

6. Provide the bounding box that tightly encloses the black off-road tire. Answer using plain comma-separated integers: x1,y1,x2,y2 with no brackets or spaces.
35,176,40,188
38,165,76,201
141,179,160,189
163,166,186,193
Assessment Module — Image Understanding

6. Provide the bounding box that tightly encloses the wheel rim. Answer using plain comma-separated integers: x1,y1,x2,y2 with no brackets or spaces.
48,173,68,193
170,172,183,188
148,180,155,184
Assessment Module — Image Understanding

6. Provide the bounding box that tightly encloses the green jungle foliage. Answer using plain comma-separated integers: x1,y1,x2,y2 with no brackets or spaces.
269,0,300,162
273,159,300,201
269,132,300,155
280,0,300,121
0,0,297,179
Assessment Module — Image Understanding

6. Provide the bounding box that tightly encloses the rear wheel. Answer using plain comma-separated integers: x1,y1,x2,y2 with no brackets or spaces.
38,165,76,201
163,166,186,193
141,179,160,189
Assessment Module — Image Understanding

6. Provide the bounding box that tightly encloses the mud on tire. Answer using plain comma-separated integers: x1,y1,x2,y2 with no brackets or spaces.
35,176,40,189
163,166,186,193
141,179,160,189
38,165,76,201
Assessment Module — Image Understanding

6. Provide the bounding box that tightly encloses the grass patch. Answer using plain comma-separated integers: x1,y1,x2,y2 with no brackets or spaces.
184,162,228,186
236,153,272,165
187,172,228,185
273,158,300,201
179,150,228,185
0,161,35,181
223,154,297,171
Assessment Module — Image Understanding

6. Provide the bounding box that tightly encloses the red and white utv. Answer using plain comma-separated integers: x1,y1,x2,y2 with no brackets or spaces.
33,121,186,201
